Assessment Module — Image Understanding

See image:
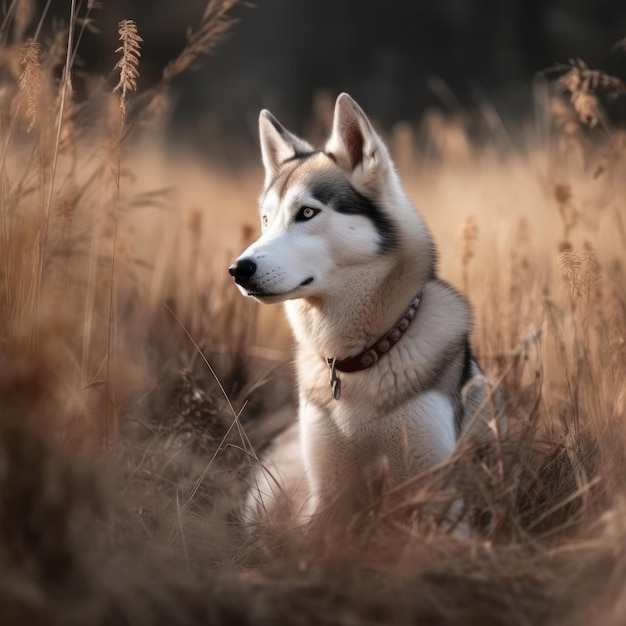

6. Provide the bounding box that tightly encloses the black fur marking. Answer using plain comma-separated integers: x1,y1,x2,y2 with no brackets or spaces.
460,336,474,389
453,337,475,435
425,241,439,281
281,150,318,165
419,343,463,395
310,181,398,253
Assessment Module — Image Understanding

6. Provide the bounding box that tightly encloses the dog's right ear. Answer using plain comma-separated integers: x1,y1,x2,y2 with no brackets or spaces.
259,110,313,188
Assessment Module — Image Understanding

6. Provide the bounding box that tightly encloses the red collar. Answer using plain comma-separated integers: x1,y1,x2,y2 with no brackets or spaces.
326,292,422,400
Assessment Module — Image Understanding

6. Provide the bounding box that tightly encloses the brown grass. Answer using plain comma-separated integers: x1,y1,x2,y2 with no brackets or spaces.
114,19,142,120
0,3,626,625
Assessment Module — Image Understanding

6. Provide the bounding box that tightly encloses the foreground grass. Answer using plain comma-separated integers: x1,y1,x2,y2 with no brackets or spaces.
1,3,626,625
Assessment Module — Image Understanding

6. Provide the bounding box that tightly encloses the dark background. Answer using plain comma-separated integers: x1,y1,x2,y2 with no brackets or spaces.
42,0,626,151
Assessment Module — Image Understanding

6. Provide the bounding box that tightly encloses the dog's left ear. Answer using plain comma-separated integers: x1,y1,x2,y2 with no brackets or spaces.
326,93,390,176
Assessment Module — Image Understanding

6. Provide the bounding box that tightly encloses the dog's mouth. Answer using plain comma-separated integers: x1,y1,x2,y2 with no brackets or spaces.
246,291,283,300
246,276,314,301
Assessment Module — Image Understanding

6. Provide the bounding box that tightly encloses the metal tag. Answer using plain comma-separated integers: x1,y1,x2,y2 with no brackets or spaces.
328,358,342,401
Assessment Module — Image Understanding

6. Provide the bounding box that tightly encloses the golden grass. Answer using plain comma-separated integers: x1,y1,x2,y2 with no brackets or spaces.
1,3,626,625
114,19,142,120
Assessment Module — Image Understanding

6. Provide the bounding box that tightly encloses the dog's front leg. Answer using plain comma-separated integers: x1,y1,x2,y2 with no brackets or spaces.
298,400,358,518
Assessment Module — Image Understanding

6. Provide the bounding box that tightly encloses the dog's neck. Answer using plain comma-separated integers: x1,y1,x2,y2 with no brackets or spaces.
285,259,428,360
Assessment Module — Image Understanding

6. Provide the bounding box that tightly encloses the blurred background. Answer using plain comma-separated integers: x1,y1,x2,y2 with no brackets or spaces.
42,0,626,159
1,4,626,623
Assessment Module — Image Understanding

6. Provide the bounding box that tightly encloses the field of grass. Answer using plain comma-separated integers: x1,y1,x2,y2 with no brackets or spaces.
1,2,626,624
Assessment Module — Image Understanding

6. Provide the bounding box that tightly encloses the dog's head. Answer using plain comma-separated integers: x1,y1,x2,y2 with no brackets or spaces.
229,93,434,303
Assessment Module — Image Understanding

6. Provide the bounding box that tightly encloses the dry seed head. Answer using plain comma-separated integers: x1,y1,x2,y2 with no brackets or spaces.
556,58,626,128
461,214,478,268
13,38,44,132
114,19,142,119
162,0,238,83
558,249,583,300
582,241,602,298
571,91,601,128
558,58,626,95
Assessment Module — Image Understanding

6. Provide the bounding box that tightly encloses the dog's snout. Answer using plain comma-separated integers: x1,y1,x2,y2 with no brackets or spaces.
229,258,257,286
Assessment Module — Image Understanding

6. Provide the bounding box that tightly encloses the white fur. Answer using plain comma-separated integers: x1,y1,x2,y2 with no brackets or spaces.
232,93,501,524
300,390,456,513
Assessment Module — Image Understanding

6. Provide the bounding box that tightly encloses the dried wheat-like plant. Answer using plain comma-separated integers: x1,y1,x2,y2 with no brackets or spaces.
1,4,625,625
108,19,143,446
460,214,478,292
114,1,240,136
558,247,598,302
12,38,44,132
162,0,238,83
114,19,142,120
581,241,602,299
555,58,626,128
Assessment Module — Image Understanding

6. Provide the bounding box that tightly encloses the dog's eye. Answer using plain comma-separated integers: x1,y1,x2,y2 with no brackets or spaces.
295,206,320,222
261,215,268,227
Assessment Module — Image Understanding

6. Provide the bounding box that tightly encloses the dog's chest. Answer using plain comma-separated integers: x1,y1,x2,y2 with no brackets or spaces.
301,346,418,403
299,371,457,471
300,358,416,433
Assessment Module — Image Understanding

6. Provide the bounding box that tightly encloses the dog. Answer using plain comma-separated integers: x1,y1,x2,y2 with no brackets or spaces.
229,93,501,524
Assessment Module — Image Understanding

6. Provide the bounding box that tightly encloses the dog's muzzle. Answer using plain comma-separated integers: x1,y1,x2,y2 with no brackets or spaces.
229,258,257,287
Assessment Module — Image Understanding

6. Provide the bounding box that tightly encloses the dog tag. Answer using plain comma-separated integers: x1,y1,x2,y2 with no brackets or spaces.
328,358,342,401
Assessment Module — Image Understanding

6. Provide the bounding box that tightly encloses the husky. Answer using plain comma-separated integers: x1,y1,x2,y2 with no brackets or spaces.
229,93,501,524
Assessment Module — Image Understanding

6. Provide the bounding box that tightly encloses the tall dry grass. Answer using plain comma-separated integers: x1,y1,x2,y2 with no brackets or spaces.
1,3,626,624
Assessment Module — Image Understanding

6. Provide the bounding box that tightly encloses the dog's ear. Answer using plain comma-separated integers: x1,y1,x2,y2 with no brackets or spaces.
326,93,390,176
259,110,314,187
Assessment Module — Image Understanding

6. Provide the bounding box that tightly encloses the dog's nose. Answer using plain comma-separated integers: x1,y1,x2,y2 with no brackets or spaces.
229,258,257,286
